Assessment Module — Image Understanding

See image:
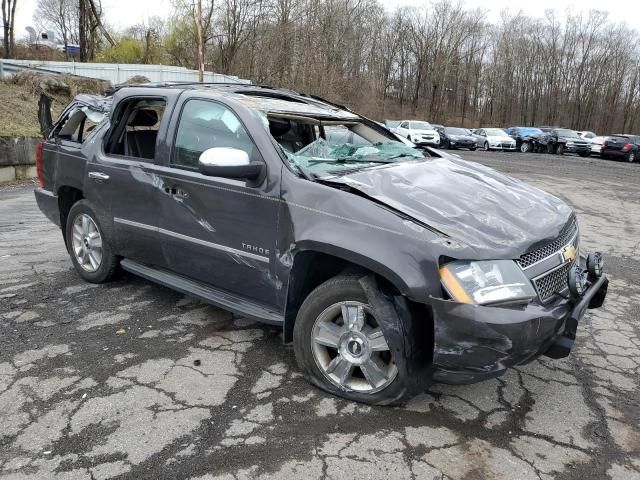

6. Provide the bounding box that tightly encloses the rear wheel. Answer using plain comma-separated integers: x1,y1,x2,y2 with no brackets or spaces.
66,200,119,283
293,275,408,405
627,151,636,163
556,144,565,155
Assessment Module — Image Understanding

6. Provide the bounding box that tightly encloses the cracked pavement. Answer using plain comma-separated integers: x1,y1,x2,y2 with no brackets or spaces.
1,152,639,479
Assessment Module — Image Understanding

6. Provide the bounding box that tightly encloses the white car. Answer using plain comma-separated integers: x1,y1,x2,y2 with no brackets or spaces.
589,136,607,154
394,120,440,147
471,128,517,151
577,131,597,140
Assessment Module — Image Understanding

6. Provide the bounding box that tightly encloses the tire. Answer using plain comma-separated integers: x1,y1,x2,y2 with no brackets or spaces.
65,200,119,283
483,142,489,151
520,142,531,153
556,144,565,155
627,151,636,163
293,275,409,405
470,147,477,151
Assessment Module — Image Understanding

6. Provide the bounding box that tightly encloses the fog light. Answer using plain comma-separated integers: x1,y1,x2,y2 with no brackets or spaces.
568,266,587,298
587,252,604,279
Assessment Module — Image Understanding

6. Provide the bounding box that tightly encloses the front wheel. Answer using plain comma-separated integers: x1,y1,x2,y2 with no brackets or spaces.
293,275,409,405
520,142,531,153
66,200,119,283
483,142,490,151
556,144,565,155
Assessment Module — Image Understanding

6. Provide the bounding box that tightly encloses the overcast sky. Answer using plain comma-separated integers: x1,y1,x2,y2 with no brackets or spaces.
12,0,638,39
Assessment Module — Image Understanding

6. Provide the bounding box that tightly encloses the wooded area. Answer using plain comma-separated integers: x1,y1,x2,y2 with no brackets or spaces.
7,0,640,133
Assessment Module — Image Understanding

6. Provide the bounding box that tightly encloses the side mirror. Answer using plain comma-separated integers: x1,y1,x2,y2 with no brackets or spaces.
198,147,263,180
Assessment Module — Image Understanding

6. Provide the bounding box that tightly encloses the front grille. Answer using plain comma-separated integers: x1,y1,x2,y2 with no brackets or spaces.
534,261,573,302
517,215,578,269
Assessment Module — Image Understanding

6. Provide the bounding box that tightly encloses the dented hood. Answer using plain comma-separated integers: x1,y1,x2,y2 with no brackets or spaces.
328,157,573,255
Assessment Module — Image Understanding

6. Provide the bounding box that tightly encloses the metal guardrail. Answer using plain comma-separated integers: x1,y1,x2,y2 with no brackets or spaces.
0,59,251,84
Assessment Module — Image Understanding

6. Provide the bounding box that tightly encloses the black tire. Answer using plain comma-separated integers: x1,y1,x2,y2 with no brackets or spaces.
293,275,410,405
627,151,636,163
556,144,565,155
470,147,477,151
483,142,490,151
65,200,119,283
520,141,531,153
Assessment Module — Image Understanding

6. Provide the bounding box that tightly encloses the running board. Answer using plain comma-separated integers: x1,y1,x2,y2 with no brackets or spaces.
120,259,284,325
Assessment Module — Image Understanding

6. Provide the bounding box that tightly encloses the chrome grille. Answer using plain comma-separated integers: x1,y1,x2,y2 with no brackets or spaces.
534,261,573,302
517,216,578,269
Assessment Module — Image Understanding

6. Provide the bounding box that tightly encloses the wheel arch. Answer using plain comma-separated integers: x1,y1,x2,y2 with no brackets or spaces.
57,185,84,246
282,245,412,343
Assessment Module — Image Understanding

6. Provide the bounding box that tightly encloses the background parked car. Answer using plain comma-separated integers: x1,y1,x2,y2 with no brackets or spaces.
577,131,597,140
384,120,401,130
471,128,516,151
395,120,440,146
505,126,544,152
588,136,607,155
601,134,640,163
537,128,591,156
436,126,478,150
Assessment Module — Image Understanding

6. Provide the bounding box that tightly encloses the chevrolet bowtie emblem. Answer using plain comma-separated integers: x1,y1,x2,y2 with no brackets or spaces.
561,245,577,263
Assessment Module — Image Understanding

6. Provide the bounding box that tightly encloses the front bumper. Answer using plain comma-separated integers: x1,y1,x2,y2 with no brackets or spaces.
430,260,608,385
34,187,60,226
490,144,516,150
450,141,477,149
564,144,591,154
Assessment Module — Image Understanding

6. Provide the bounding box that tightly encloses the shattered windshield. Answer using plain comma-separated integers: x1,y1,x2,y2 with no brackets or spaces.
249,110,426,177
284,137,424,176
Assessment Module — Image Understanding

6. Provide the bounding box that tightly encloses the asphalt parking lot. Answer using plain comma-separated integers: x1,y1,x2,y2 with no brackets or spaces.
1,151,639,480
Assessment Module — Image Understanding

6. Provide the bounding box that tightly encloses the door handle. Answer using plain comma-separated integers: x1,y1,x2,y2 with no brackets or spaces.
164,186,189,199
88,171,110,181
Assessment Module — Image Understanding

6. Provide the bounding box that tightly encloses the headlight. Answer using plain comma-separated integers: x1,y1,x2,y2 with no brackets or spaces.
439,260,536,306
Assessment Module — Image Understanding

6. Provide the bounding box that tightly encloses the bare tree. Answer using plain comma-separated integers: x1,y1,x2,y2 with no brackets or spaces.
2,0,18,58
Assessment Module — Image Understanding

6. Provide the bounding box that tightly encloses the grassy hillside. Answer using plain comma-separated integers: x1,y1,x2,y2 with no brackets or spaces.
0,72,110,139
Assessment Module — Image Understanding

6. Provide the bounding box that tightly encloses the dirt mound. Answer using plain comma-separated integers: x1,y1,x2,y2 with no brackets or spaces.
0,72,111,138
120,75,151,85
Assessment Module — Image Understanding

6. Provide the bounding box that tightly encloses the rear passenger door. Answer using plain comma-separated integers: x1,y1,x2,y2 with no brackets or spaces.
157,98,281,307
87,95,170,268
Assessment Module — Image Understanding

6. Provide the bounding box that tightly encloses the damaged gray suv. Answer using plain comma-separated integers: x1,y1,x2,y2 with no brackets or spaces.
34,83,608,405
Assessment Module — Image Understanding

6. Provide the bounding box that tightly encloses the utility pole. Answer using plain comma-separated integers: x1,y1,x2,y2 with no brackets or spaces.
196,0,204,83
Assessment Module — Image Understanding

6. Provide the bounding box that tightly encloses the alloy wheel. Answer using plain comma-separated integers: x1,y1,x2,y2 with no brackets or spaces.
629,152,635,163
311,301,397,393
71,213,103,273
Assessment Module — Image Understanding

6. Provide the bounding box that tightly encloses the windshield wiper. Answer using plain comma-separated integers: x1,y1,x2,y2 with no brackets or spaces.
296,164,318,182
308,157,393,165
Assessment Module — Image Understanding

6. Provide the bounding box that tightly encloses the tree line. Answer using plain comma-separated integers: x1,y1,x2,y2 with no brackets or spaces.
8,0,640,133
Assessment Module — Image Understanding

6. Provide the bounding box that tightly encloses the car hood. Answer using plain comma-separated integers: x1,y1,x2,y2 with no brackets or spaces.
327,157,573,255
449,134,475,141
411,129,438,135
487,135,515,142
